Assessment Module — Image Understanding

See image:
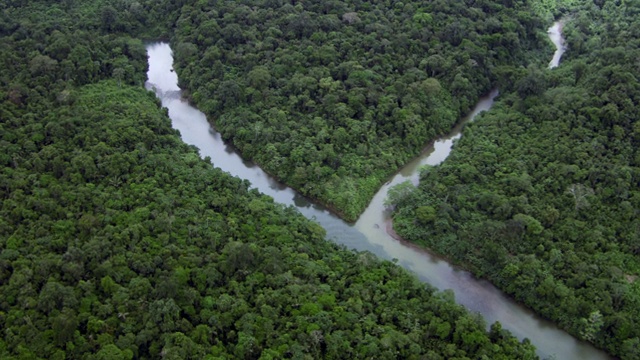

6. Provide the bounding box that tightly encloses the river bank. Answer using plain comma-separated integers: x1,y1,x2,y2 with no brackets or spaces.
387,17,624,358
145,19,610,357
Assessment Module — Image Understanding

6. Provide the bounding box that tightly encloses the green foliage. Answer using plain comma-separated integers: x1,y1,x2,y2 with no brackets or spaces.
170,0,550,221
392,1,640,358
384,180,417,209
416,206,438,225
0,82,540,359
0,1,540,358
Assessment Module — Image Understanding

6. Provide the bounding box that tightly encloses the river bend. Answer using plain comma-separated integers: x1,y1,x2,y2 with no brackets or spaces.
145,21,608,359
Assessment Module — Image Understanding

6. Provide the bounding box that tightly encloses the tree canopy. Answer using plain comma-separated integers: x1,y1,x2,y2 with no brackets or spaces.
169,0,551,221
391,1,640,358
0,0,541,358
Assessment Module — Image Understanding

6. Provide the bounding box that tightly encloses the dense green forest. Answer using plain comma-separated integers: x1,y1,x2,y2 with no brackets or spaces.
391,1,640,359
169,0,553,221
0,1,541,359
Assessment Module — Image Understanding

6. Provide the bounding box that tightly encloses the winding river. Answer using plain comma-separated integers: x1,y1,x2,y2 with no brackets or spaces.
145,22,608,360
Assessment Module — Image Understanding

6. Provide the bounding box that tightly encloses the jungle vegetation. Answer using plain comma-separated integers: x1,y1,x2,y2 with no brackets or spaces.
391,1,640,358
0,0,543,358
169,0,553,221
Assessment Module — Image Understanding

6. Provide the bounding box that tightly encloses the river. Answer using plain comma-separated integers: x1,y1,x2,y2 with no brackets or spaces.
145,22,608,360
548,21,566,69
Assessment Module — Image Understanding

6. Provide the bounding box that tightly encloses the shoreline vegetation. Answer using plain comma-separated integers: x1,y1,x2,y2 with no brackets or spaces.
390,2,640,358
169,88,359,222
171,87,359,222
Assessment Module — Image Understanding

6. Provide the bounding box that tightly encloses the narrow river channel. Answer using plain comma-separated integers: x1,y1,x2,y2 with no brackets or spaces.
548,21,566,69
145,22,608,360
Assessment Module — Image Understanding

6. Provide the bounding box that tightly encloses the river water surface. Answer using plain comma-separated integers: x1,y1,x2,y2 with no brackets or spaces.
548,21,566,69
145,22,608,359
